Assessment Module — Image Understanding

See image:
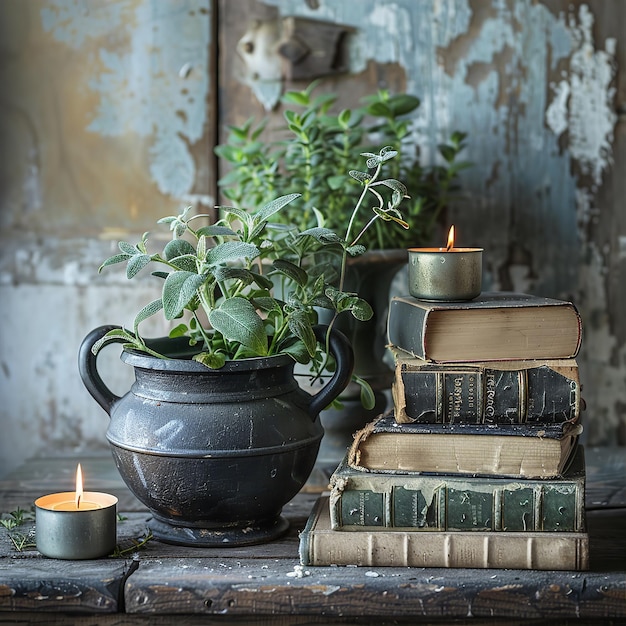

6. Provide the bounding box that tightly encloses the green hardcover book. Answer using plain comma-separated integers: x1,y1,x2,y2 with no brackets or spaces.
330,445,585,532
300,496,590,570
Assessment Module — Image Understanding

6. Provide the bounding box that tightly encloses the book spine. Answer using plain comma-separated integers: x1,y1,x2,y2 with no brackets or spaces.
330,475,585,532
301,528,589,570
387,298,428,359
394,364,579,425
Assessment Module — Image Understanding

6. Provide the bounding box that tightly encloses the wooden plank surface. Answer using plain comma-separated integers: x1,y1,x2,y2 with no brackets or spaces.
124,558,626,620
0,447,625,622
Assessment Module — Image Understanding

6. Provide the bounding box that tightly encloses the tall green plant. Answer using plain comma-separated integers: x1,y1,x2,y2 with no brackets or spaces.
215,83,469,250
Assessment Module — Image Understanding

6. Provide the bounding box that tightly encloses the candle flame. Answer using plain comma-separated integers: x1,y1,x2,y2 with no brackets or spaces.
446,225,455,251
75,463,83,509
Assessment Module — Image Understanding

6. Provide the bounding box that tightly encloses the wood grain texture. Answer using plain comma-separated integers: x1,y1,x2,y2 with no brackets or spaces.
124,556,625,620
0,449,624,621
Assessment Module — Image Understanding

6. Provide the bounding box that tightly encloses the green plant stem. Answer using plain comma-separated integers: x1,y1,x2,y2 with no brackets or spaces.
192,310,213,350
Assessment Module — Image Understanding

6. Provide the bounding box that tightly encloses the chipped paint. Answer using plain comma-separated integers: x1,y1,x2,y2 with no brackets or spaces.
0,0,622,479
265,0,621,445
546,5,617,186
40,0,210,197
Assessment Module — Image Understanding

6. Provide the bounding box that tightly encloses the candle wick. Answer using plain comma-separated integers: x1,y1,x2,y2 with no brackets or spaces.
446,242,453,252
76,494,81,509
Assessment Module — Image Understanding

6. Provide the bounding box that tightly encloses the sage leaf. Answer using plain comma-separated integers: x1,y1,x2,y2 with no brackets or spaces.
208,298,268,356
169,254,198,272
272,259,308,287
193,352,226,369
133,299,163,336
279,339,311,364
377,179,408,196
212,266,255,284
162,271,207,320
348,170,370,184
196,225,237,238
299,227,344,246
255,193,300,222
126,254,152,279
287,311,317,357
98,253,131,272
118,241,137,255
164,239,196,260
205,241,260,266
91,328,138,355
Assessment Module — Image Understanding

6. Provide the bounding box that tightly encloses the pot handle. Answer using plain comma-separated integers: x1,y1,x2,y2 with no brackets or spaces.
78,325,124,417
308,325,355,419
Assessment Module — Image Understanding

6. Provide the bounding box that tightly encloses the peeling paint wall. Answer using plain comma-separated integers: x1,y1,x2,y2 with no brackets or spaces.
247,0,623,444
0,0,213,478
0,0,623,478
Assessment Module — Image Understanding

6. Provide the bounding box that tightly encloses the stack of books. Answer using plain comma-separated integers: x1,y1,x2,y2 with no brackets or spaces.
299,292,588,570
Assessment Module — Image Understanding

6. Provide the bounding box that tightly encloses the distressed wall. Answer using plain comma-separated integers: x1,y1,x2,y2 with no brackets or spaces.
0,0,623,478
220,0,624,445
0,0,214,478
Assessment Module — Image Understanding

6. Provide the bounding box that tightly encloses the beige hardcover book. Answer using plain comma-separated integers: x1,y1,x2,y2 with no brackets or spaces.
299,496,589,570
387,292,582,362
347,413,582,479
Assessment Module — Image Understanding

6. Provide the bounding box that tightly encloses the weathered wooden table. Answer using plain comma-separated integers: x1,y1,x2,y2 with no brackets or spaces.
0,446,624,625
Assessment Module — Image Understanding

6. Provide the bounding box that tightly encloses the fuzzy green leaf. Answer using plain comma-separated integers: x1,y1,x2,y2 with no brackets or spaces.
205,241,260,266
299,227,344,246
162,271,207,320
193,352,226,369
98,253,131,272
208,298,268,356
118,241,137,255
377,178,408,196
169,254,198,272
348,297,374,321
287,311,317,357
196,225,238,238
255,193,301,222
168,323,189,338
133,299,163,336
348,170,370,184
345,244,366,257
212,266,256,284
164,239,196,260
91,328,138,355
126,254,152,279
279,339,311,364
249,272,274,290
252,295,281,311
355,375,376,410
272,259,308,287
220,206,252,229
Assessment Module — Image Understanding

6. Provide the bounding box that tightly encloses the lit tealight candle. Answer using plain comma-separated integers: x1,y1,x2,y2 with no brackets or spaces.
408,226,483,301
35,464,118,560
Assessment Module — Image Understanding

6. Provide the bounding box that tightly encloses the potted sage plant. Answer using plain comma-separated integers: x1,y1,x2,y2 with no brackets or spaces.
78,147,408,547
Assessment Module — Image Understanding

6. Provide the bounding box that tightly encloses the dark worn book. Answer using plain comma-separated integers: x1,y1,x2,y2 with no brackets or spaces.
330,445,585,531
387,292,583,362
392,349,581,425
347,413,582,479
299,496,589,570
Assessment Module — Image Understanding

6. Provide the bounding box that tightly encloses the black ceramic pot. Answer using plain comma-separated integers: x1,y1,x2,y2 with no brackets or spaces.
78,325,353,547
